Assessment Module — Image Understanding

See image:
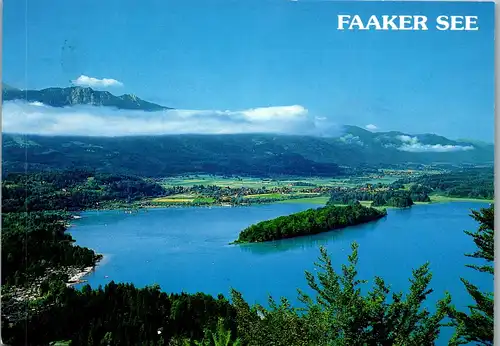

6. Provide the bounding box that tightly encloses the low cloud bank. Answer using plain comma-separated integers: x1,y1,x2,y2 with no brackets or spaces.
396,135,474,153
339,134,364,146
2,101,340,137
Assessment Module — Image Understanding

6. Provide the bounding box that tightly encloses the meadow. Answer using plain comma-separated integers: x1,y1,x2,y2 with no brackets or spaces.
159,174,402,189
149,170,453,206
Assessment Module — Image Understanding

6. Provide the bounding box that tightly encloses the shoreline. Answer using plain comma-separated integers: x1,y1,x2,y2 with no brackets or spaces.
76,195,492,214
70,195,332,213
66,254,106,287
66,196,493,225
67,197,491,280
3,254,107,303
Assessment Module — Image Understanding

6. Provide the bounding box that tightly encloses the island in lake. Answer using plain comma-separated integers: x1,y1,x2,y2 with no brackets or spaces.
233,203,387,244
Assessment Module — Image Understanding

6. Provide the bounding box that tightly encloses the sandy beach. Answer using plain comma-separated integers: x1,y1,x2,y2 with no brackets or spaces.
66,267,95,286
66,254,106,287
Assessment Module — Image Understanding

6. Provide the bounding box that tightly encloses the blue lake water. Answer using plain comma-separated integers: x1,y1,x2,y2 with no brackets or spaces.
69,201,492,344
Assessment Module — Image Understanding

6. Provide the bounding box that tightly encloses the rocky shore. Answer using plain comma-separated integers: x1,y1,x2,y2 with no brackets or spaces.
3,256,103,305
66,266,95,287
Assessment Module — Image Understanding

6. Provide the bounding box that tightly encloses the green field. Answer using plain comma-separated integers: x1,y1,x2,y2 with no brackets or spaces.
152,171,486,208
245,192,321,199
243,193,283,199
277,196,330,205
159,174,406,190
150,194,217,204
429,195,494,203
151,197,194,203
160,176,272,188
192,197,217,204
359,177,398,185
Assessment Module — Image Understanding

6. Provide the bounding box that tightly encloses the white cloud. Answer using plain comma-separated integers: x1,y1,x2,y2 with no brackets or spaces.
398,135,414,143
241,105,307,122
1,101,338,137
28,101,46,107
365,124,378,131
72,75,123,88
339,134,364,146
396,135,474,153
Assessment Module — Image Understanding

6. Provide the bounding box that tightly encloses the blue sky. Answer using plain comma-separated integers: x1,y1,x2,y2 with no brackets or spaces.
3,0,495,141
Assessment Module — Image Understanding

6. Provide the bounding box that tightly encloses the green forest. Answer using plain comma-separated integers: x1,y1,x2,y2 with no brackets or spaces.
327,186,430,208
3,280,238,346
2,129,494,178
235,204,387,243
2,170,166,212
394,168,494,200
2,211,100,287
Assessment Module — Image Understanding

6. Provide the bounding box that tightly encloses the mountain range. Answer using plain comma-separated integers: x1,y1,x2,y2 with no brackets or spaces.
2,84,493,177
2,84,171,111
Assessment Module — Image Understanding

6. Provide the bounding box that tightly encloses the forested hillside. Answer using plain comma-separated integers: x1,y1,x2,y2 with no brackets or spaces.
2,170,166,212
2,211,100,287
327,185,431,208
2,131,493,178
394,168,494,200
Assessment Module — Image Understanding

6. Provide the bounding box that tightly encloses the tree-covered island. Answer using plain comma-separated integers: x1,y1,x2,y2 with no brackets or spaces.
233,203,387,244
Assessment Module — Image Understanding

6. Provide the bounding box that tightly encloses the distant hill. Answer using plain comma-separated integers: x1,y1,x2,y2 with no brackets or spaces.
2,134,346,177
2,85,171,111
2,131,493,177
456,138,492,148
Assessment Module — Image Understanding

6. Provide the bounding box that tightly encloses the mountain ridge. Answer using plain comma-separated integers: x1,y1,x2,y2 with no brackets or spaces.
2,85,172,111
2,132,493,178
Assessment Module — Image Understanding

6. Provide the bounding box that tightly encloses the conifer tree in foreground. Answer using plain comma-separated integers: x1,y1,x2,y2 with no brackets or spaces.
231,242,452,346
447,205,494,346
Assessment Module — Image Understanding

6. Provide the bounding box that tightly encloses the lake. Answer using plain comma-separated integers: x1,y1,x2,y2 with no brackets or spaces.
70,201,492,344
